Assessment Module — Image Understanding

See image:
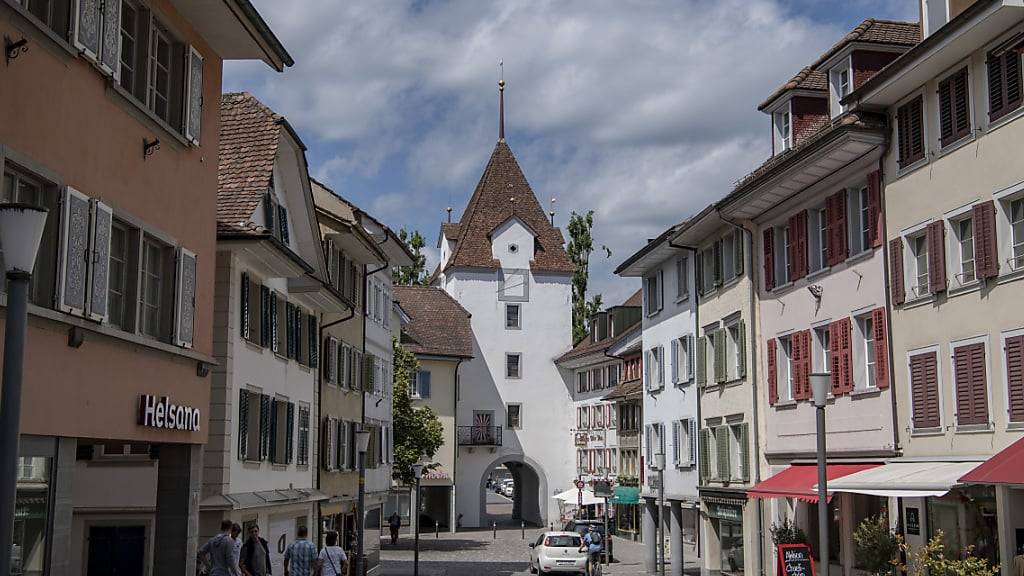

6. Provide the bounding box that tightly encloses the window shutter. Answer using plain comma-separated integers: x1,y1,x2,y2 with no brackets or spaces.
1005,336,1024,423
972,201,999,280
260,285,271,347
970,344,989,425
308,314,318,368
259,394,271,461
867,171,883,248
87,199,113,322
696,254,705,296
767,339,778,405
840,320,854,394
174,248,197,348
687,335,696,381
264,192,278,236
897,96,925,166
645,425,652,462
791,332,806,400
284,302,295,359
954,346,974,425
938,75,954,144
713,240,723,286
238,390,249,459
989,53,1005,119
277,205,290,246
697,337,707,387
739,423,750,483
672,421,681,466
657,346,665,387
321,418,331,470
827,190,848,266
98,0,121,76
1006,49,1022,112
671,339,680,384
286,402,295,464
926,221,947,294
872,308,890,389
714,329,727,384
241,272,251,340
325,337,338,383
185,47,204,145
58,186,91,316
74,0,102,58
268,400,279,463
788,211,807,281
737,321,747,379
363,353,375,393
688,420,697,467
734,230,744,277
953,69,970,142
716,427,730,482
421,370,432,398
763,228,775,291
658,270,665,310
890,238,906,305
698,429,710,484
829,320,844,394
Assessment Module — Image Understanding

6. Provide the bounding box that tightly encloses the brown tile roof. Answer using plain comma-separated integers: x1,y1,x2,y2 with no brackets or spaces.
444,141,574,274
619,289,642,309
441,222,461,240
556,320,641,364
393,286,474,358
218,92,283,233
602,380,642,401
758,19,920,110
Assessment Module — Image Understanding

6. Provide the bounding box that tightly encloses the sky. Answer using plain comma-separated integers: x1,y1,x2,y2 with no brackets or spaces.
224,0,919,306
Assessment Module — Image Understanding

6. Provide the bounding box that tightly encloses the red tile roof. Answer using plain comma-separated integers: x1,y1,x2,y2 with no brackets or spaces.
602,380,643,401
619,289,642,309
444,141,574,274
394,286,474,358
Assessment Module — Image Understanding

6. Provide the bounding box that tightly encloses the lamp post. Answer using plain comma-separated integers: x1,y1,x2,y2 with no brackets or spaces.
0,204,48,576
653,450,666,576
411,463,424,576
811,372,830,572
353,427,371,576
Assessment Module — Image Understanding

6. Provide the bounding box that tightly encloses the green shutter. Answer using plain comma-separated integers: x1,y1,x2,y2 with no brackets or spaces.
737,321,747,379
241,272,250,340
714,329,727,384
716,426,730,481
698,428,710,484
238,390,249,460
363,353,375,392
734,230,744,277
259,394,271,461
697,336,707,387
740,423,750,483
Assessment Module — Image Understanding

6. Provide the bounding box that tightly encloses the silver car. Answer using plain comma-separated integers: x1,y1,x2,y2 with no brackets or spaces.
528,531,587,575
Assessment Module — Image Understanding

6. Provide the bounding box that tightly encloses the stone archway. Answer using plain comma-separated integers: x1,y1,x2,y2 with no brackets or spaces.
477,453,549,527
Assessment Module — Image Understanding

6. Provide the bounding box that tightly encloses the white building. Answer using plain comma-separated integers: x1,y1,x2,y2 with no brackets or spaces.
616,224,700,575
433,86,575,528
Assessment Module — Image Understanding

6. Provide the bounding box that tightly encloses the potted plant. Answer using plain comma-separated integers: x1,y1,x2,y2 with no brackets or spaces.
853,513,898,575
769,519,808,546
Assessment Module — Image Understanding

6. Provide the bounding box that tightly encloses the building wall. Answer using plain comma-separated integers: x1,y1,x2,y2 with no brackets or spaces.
412,356,459,486
364,267,395,501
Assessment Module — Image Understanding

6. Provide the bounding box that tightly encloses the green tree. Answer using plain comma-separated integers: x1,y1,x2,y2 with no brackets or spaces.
854,513,899,575
391,337,443,485
393,227,428,286
896,531,998,576
567,211,604,344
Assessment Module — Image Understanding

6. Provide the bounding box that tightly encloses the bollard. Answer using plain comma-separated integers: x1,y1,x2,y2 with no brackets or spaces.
521,521,525,539
493,522,497,539
435,520,439,539
550,523,554,532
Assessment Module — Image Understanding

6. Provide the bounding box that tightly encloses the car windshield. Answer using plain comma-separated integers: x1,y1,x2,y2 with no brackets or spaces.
545,535,581,548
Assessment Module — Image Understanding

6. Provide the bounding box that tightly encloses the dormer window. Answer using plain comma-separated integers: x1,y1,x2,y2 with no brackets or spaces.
829,59,852,118
773,105,792,153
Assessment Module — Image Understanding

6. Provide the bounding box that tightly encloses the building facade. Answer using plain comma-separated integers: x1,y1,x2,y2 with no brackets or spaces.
603,325,644,542
1,1,289,575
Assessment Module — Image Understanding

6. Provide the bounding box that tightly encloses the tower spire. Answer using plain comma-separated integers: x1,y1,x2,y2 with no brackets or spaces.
498,60,505,142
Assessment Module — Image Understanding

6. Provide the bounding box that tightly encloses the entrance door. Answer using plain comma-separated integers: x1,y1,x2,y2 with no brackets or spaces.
87,526,145,576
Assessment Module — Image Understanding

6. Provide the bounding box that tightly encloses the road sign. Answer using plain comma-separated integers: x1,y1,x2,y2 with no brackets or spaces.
574,479,586,490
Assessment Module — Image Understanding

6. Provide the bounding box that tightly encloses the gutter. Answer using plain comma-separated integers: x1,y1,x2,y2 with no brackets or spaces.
233,0,295,69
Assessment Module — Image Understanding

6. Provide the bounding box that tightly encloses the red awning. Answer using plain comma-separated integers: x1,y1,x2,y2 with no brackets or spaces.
748,464,881,503
960,437,1024,486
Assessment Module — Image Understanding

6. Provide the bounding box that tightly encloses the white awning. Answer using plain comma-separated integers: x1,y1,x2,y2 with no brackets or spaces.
553,488,604,507
823,461,982,498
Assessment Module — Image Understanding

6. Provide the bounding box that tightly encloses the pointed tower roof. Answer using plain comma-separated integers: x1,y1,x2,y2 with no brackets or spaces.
444,140,573,274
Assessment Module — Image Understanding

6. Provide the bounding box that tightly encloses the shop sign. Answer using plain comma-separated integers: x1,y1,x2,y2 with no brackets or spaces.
575,433,589,446
707,503,742,522
905,507,920,536
138,395,201,431
777,543,816,576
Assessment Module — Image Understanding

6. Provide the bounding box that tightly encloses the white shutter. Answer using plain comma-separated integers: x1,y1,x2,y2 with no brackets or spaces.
173,247,197,348
671,339,680,384
672,421,681,466
644,351,651,390
86,199,113,322
185,46,204,145
658,346,665,388
58,186,91,316
74,0,101,59
99,0,121,77
658,269,665,310
689,420,697,467
687,335,695,381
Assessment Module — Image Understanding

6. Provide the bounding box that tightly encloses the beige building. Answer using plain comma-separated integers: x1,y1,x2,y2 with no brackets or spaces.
839,2,1024,573
393,285,473,532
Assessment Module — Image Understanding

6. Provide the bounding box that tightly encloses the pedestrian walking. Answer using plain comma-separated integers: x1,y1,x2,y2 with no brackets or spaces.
388,512,402,545
240,524,272,576
284,526,317,576
198,520,239,576
315,531,348,576
231,524,242,575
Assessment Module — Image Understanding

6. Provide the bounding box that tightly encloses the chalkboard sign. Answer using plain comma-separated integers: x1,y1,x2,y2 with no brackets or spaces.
777,543,816,576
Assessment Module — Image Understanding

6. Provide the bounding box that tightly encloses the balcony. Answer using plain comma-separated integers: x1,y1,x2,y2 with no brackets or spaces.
457,426,502,447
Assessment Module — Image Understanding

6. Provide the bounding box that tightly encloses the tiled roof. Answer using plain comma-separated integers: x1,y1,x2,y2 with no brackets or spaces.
218,92,283,234
441,222,461,240
444,141,574,274
556,320,641,364
393,286,474,358
619,289,642,309
758,19,920,110
602,380,642,401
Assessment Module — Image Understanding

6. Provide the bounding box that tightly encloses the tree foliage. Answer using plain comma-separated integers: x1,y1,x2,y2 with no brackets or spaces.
391,337,444,485
567,211,604,343
853,513,899,575
393,227,428,286
896,531,998,576
769,519,808,546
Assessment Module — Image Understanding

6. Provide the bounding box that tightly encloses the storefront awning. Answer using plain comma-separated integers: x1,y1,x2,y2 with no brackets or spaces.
827,461,982,497
960,437,1024,486
748,464,880,503
609,486,640,505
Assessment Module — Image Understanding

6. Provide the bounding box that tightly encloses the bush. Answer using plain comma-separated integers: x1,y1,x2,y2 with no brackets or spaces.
853,513,898,575
770,519,808,546
895,531,998,576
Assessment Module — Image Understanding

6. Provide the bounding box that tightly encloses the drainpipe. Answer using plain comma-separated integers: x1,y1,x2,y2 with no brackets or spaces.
718,214,766,576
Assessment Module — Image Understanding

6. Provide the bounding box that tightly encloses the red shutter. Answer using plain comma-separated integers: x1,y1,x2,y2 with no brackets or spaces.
910,352,940,429
763,228,776,291
969,344,989,426
972,201,999,280
872,308,889,389
840,318,854,393
954,346,973,425
788,212,808,281
889,238,905,305
829,320,843,395
926,221,947,294
767,339,778,405
954,343,988,426
791,333,805,400
867,171,883,248
827,191,848,266
1006,335,1024,423
801,330,813,400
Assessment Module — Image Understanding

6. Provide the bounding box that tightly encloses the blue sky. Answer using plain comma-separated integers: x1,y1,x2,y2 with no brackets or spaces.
224,0,919,305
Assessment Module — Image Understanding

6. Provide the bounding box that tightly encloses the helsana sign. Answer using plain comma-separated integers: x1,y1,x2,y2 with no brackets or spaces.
138,395,201,432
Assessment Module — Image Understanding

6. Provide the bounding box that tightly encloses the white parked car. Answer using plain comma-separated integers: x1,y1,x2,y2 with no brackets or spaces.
503,482,514,498
528,531,587,575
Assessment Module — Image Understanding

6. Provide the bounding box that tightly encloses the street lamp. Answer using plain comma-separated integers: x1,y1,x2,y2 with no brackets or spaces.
653,450,666,576
411,462,425,576
811,372,830,571
354,427,371,576
0,204,48,576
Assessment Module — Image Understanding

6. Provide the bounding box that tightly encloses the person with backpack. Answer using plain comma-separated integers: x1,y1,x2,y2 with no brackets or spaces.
314,531,348,576
581,525,603,576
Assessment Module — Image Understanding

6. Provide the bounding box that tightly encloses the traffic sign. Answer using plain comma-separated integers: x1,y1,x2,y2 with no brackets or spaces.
574,479,586,490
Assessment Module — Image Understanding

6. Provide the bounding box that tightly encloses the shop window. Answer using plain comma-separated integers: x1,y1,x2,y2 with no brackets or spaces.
87,525,146,576
13,442,54,576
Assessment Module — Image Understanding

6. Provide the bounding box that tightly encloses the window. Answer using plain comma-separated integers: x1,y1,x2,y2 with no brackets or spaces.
700,247,715,294
577,371,588,393
607,364,619,387
729,424,747,481
830,61,851,117
727,321,744,381
139,236,170,339
297,406,310,466
814,326,831,374
16,0,72,39
812,207,829,272
779,335,794,401
411,370,431,398
1,166,59,307
676,255,689,299
673,419,695,467
506,353,522,379
854,187,872,254
954,217,976,284
897,95,925,168
271,399,289,465
774,107,792,152
646,346,664,390
1012,198,1024,270
147,23,173,122
857,315,877,390
644,271,663,315
672,335,692,384
777,225,791,286
938,67,971,147
987,46,1022,122
506,404,522,429
119,1,140,93
645,423,665,467
240,389,263,462
505,304,521,329
14,449,53,576
952,341,989,428
911,234,929,297
107,222,131,329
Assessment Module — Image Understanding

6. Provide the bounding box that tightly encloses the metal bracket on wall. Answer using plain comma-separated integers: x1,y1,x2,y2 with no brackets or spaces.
4,35,28,65
143,138,161,160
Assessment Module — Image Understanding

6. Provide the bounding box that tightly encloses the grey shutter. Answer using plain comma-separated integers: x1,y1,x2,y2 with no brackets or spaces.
87,199,112,322
58,186,91,316
739,423,750,482
174,247,197,348
260,285,271,347
737,321,747,379
308,314,318,368
264,192,278,236
334,418,344,469
696,252,705,296
284,302,294,358
688,420,697,467
671,339,680,384
713,240,724,285
658,270,665,310
99,0,121,76
672,420,681,466
716,426,730,481
268,399,278,463
696,336,707,386
644,351,651,390
286,402,295,464
363,353,375,393
74,0,102,59
734,230,744,277
645,425,652,462
657,346,665,388
241,272,251,340
185,46,204,145
238,390,249,460
278,205,290,245
271,292,280,353
698,429,710,484
714,329,727,384
326,337,338,383
259,394,271,461
339,344,348,388
687,335,695,381
421,370,432,398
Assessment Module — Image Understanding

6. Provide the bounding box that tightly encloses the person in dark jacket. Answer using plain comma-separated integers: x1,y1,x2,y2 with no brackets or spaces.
240,525,272,576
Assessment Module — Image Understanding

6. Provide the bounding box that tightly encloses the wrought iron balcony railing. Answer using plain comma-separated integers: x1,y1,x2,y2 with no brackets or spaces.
457,425,502,447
